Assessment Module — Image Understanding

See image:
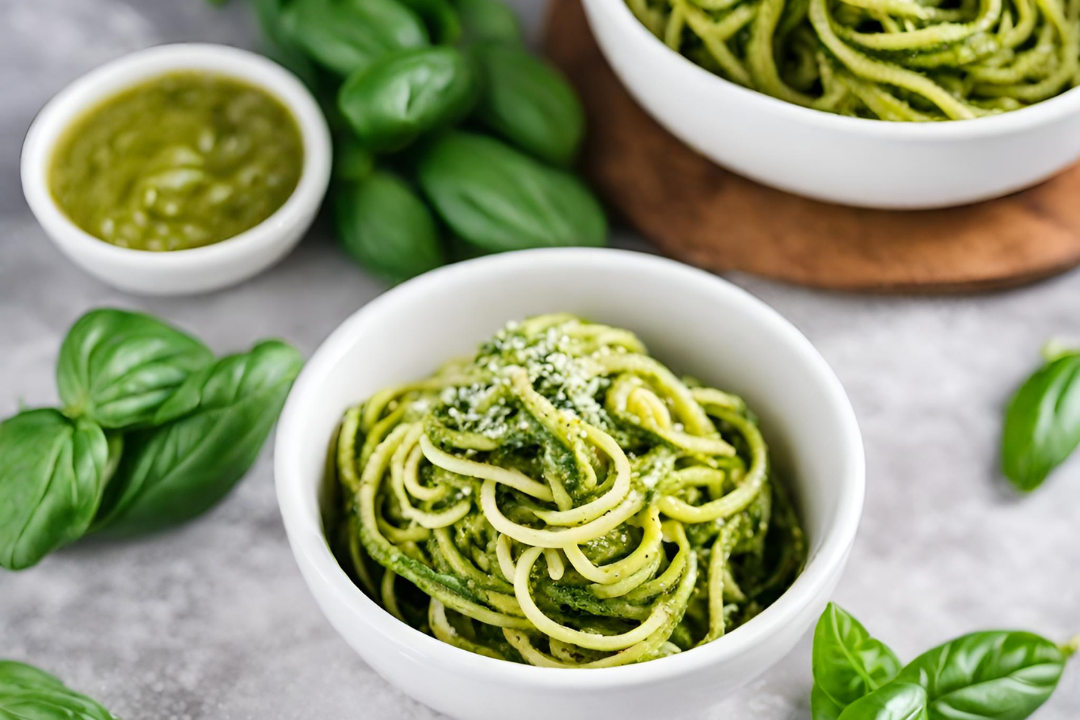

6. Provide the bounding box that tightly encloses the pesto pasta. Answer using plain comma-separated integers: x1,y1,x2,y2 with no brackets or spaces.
627,0,1080,120
331,314,805,666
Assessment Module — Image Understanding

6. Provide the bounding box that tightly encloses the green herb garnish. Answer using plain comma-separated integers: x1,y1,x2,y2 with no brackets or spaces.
1002,345,1080,492
811,603,1078,720
0,309,303,570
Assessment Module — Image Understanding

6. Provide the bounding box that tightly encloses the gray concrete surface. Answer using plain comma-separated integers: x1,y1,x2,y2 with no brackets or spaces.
1,0,1077,717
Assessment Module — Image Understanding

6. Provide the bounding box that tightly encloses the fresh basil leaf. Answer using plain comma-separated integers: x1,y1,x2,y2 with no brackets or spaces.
813,603,903,710
281,0,430,77
0,661,66,690
0,661,119,720
472,43,585,167
417,131,607,253
149,339,302,426
334,171,446,283
837,682,929,720
0,410,109,571
93,340,303,536
895,631,1067,720
57,309,214,430
813,683,846,720
338,46,481,153
1002,352,1080,492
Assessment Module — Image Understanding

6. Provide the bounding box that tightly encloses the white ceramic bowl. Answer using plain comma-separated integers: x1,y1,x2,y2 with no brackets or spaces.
581,0,1080,209
275,248,864,720
21,43,331,296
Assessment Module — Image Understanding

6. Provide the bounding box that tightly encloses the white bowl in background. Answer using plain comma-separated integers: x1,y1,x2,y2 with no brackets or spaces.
21,43,331,296
274,248,865,720
581,0,1080,209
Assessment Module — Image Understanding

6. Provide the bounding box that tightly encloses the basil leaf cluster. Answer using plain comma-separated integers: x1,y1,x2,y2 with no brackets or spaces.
234,0,604,284
1002,348,1080,492
811,603,1077,720
0,309,303,570
0,660,119,720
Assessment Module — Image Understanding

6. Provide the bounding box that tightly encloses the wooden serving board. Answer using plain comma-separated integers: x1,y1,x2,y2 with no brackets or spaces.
542,0,1080,292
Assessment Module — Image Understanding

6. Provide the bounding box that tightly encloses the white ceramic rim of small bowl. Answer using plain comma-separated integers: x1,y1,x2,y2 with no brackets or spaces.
275,247,866,689
20,42,331,270
595,0,1080,140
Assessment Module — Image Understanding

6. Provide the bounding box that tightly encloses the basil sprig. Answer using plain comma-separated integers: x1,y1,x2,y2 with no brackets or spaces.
0,309,303,570
0,660,119,720
1002,348,1080,492
811,604,1078,720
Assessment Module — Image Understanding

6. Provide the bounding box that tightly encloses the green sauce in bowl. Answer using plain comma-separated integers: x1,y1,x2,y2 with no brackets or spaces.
49,71,304,252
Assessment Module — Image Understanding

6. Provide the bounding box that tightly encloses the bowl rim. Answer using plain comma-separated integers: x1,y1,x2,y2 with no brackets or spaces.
275,248,866,688
20,42,331,271
586,0,1080,140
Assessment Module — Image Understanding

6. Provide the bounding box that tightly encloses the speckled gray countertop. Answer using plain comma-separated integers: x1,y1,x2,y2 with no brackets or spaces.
2,1,1078,718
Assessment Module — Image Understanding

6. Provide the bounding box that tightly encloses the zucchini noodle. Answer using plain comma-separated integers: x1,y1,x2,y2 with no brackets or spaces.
330,315,805,666
628,0,1080,119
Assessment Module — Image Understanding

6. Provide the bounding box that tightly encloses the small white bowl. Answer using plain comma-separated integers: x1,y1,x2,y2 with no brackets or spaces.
275,248,865,720
581,0,1080,209
21,43,331,296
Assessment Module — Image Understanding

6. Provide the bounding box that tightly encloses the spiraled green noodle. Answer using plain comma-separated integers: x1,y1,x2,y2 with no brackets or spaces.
627,0,1080,119
330,315,805,666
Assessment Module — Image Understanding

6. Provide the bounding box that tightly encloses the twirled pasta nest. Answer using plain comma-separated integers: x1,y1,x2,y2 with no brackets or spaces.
330,314,805,667
629,0,1080,119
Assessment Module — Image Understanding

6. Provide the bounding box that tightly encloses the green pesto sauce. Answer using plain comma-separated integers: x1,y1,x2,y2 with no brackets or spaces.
49,71,304,252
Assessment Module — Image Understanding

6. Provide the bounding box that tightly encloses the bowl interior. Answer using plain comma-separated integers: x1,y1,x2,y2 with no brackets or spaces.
278,249,864,677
